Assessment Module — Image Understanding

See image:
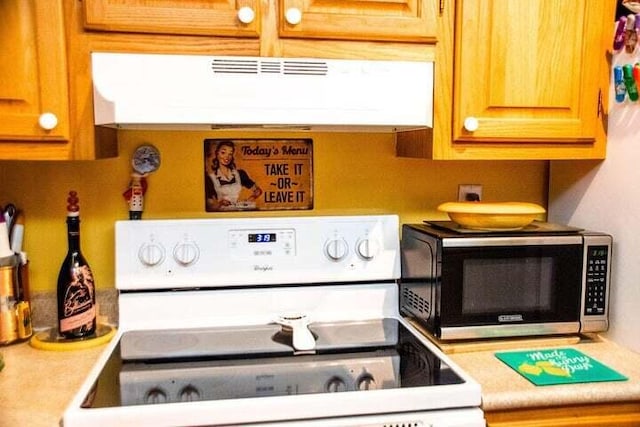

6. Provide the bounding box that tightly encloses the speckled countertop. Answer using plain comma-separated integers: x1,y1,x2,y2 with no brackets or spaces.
0,339,110,427
448,335,640,412
1,333,639,426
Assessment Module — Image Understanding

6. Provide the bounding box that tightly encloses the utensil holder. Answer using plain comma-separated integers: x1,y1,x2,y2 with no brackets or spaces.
0,257,32,345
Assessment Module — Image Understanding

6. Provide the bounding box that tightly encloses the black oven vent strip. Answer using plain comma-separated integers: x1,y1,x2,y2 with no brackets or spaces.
211,59,329,76
118,280,395,294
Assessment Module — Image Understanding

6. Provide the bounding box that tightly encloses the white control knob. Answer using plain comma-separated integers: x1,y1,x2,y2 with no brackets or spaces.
237,6,255,24
356,373,376,391
324,238,348,261
285,7,302,25
173,242,200,266
179,385,201,402
138,242,166,266
145,388,168,404
356,238,379,260
38,112,58,130
463,116,479,132
326,376,347,392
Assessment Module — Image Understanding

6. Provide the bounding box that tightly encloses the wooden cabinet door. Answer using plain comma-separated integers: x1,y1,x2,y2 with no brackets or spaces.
453,0,608,144
278,0,439,42
0,0,70,142
83,0,260,38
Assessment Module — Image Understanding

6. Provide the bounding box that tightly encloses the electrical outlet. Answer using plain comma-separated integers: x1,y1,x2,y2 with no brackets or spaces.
458,184,483,202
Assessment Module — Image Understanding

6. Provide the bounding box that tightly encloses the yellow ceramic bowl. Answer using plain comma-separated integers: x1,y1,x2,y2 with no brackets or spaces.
437,201,546,230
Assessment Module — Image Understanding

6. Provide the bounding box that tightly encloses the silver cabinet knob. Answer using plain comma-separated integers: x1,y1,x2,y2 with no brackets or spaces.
237,6,255,24
285,7,302,25
463,116,479,132
38,112,58,130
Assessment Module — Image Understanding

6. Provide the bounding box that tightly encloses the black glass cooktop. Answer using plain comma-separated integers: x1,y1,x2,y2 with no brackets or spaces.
82,319,464,408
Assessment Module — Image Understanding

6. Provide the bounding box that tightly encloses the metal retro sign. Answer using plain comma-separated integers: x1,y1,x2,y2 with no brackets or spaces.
204,138,313,212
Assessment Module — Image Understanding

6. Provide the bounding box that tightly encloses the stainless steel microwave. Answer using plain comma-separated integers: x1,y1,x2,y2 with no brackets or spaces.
400,221,612,341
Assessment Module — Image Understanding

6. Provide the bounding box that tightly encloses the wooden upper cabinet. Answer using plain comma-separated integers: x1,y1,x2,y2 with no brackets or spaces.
82,0,440,43
398,0,615,160
452,0,610,151
0,1,70,144
0,1,117,160
278,0,440,42
82,0,261,38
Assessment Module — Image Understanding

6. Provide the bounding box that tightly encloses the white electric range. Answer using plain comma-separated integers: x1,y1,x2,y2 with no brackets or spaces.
63,214,484,426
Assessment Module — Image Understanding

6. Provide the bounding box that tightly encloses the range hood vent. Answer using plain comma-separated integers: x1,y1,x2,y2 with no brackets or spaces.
91,52,433,132
210,58,329,76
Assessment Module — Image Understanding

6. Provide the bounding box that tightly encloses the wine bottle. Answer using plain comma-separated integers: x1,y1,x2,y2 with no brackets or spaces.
57,191,96,339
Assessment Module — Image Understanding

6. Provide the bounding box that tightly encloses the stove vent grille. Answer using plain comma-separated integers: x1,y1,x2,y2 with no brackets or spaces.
211,58,328,76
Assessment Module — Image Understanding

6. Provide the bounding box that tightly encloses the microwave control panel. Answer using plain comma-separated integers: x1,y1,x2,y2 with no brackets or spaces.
584,245,609,316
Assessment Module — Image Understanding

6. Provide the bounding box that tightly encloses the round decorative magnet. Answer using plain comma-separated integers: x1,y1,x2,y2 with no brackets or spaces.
132,144,161,175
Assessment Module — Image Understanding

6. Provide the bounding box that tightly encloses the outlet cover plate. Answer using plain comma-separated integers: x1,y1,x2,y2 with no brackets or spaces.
458,184,483,201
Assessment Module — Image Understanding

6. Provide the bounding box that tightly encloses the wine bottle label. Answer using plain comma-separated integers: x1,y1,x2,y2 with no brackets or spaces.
60,305,95,332
59,264,96,333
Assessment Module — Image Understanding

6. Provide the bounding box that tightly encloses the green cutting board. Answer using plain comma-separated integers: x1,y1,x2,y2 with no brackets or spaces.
495,348,627,386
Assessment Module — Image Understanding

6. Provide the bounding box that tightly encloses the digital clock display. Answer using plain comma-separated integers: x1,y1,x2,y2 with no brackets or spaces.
248,233,277,243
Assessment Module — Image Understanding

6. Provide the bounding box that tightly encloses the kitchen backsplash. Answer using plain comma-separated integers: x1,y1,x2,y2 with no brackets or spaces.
0,131,547,296
30,289,118,329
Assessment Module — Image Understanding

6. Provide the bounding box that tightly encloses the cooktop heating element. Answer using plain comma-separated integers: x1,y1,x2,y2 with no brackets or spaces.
63,215,484,426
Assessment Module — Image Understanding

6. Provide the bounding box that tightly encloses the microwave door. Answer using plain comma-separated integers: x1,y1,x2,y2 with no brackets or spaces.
438,243,583,340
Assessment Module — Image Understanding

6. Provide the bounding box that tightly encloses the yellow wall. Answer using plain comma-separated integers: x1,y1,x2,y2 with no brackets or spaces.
0,131,548,293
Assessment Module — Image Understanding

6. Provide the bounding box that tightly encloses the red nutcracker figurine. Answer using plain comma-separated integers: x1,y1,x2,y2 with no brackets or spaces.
123,145,160,220
123,173,148,220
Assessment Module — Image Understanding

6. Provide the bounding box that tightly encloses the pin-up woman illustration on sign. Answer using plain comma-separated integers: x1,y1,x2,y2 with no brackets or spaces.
205,140,263,212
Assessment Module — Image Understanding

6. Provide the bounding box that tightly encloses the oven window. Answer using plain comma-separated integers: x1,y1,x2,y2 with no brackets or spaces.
462,256,554,314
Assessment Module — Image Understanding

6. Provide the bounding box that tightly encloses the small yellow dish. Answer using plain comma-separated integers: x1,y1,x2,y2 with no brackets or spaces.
29,324,116,351
437,201,546,230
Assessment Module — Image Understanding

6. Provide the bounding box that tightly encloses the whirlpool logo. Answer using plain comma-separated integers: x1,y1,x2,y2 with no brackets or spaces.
254,265,274,272
498,314,523,323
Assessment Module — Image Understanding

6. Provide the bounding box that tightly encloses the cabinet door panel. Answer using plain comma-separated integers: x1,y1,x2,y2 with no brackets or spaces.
0,1,69,142
279,0,438,42
453,0,603,142
83,0,260,38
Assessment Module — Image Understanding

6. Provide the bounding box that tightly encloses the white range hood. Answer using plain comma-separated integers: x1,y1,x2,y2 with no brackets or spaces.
91,52,433,132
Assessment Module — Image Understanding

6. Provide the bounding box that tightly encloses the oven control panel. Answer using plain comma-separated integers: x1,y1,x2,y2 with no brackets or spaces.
228,228,296,258
115,214,400,290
